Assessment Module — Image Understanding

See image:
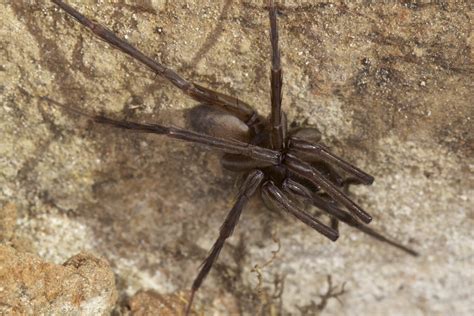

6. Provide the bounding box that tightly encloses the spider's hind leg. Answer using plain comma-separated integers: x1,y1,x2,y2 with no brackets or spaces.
282,178,419,256
262,181,339,241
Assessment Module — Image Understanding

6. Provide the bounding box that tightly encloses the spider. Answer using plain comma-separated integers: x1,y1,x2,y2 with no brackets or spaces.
49,0,418,314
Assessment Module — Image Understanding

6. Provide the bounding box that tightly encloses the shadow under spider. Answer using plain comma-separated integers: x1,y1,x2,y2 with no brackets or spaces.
188,0,233,68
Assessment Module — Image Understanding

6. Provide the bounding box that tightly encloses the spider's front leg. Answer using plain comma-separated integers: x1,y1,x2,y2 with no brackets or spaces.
282,178,419,256
288,137,374,185
285,154,373,224
261,181,339,241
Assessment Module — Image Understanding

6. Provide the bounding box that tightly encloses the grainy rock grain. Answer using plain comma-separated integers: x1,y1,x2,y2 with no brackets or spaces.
0,246,117,315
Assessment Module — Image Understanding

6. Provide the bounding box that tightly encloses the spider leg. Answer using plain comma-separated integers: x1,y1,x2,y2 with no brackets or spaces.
282,179,419,256
268,0,286,150
281,177,330,218
185,170,265,315
52,0,257,124
285,153,373,223
330,216,339,232
262,181,339,241
312,161,345,187
313,195,418,256
289,138,375,185
42,97,280,165
221,154,275,171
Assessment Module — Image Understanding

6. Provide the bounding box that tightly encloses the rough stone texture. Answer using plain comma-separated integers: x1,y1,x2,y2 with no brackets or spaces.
0,203,16,242
1,1,473,315
127,290,190,316
0,245,117,315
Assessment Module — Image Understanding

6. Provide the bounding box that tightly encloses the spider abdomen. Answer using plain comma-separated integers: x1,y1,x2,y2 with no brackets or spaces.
187,104,250,143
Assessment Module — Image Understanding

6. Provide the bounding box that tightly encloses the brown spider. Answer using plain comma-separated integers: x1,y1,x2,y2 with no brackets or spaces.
49,0,418,314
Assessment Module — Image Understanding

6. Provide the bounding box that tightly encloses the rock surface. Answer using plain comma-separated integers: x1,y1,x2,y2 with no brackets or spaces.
127,290,189,316
1,1,473,315
0,246,117,315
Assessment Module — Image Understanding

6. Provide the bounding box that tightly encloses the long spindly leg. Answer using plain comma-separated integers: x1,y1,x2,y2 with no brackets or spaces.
282,178,419,256
268,0,285,150
262,181,339,241
285,153,373,224
313,195,419,256
51,0,257,124
185,170,265,315
43,97,280,165
289,138,375,185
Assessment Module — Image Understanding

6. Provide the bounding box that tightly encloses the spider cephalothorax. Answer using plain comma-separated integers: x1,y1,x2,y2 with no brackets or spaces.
50,0,418,313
